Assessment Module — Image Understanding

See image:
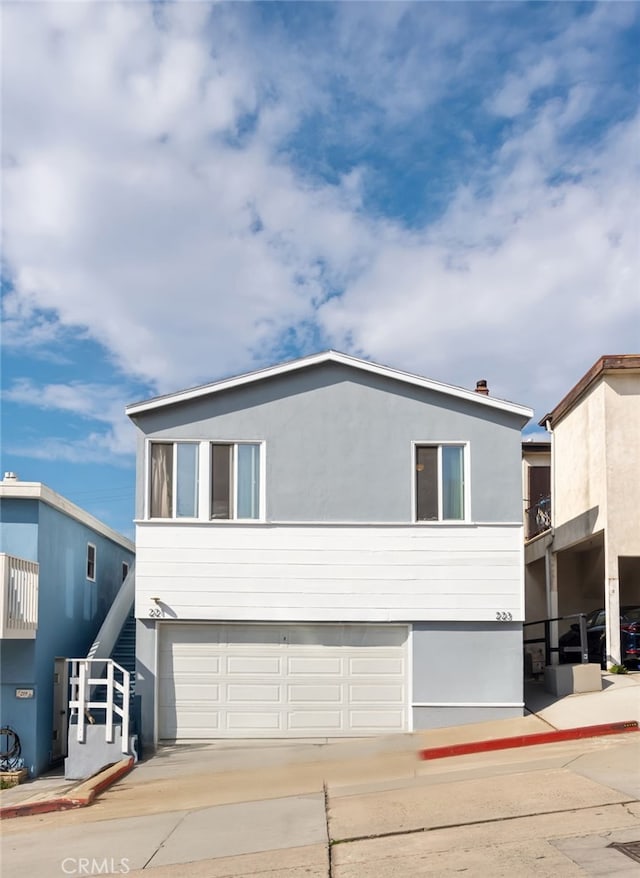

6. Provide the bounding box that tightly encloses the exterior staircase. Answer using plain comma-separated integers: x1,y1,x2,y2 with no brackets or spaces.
64,567,138,780
111,612,136,698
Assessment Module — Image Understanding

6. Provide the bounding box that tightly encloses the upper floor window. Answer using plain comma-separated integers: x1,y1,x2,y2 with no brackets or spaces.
150,442,199,518
211,442,261,520
86,543,96,581
122,562,130,582
415,443,466,521
148,440,262,521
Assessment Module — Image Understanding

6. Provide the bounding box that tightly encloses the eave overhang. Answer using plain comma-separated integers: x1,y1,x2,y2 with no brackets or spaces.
126,350,533,421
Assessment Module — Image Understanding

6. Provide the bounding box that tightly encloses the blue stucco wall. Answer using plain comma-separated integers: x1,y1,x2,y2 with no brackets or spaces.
0,497,135,776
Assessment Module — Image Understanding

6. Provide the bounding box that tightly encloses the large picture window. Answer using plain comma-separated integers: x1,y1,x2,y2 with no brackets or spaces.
415,444,466,521
150,442,199,518
211,442,261,520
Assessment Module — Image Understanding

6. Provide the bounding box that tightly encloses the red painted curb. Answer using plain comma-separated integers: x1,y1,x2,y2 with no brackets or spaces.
419,720,639,761
0,756,134,820
0,797,81,820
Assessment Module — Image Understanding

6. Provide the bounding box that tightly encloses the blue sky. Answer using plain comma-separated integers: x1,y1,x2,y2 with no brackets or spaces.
2,1,639,539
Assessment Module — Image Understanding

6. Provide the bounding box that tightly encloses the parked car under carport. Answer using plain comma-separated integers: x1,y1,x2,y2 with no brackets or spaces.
558,606,640,669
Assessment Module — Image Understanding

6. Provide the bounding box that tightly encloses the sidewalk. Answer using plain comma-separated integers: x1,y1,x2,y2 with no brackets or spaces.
1,673,639,878
1,670,638,818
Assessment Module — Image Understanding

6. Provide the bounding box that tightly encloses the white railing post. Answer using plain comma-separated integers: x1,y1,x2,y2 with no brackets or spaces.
8,562,17,628
105,661,114,743
0,555,8,633
77,661,87,743
121,669,130,753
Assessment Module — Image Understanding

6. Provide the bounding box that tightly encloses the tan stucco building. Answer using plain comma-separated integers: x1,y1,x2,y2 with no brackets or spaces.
525,354,640,667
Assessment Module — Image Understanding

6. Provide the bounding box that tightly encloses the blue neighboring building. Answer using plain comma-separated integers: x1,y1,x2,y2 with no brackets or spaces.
0,474,135,777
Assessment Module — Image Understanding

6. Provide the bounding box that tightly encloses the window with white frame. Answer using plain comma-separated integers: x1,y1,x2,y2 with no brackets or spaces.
415,444,466,521
86,543,96,580
149,442,199,518
211,442,261,520
148,440,262,521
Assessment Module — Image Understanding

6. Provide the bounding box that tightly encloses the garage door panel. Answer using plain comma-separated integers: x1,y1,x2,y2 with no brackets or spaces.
228,656,281,674
168,664,222,683
350,710,405,729
350,657,404,675
170,683,220,701
227,684,282,702
349,684,404,702
161,654,222,674
159,707,221,736
227,712,282,731
288,684,342,702
288,711,343,731
158,624,407,739
288,656,343,674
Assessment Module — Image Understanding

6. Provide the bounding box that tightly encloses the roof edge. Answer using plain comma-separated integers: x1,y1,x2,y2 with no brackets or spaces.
539,354,640,428
126,350,533,420
0,481,135,553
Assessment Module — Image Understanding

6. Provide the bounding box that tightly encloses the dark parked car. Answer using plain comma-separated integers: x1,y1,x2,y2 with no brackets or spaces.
558,606,640,669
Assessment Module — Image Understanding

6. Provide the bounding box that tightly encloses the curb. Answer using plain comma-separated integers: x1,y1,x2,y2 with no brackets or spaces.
419,720,639,761
0,756,134,820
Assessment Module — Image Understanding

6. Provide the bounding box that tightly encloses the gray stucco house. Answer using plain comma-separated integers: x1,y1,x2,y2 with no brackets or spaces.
126,351,532,748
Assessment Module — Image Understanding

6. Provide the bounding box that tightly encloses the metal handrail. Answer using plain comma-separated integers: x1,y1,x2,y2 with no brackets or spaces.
525,496,551,539
67,658,130,753
523,612,589,666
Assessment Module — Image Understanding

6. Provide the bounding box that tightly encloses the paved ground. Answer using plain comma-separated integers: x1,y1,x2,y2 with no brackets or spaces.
1,672,639,877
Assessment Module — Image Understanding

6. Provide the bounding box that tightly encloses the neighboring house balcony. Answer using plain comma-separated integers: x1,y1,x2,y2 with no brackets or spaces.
0,553,39,638
525,496,551,541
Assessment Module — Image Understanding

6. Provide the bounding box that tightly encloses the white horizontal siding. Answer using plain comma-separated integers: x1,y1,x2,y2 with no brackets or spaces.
135,523,524,623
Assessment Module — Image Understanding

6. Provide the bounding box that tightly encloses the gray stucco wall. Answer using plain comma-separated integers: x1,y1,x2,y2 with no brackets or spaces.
130,363,527,524
413,704,523,729
135,619,157,751
412,622,523,729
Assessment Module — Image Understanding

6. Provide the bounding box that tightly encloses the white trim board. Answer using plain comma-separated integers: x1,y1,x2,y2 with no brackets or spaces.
412,702,525,708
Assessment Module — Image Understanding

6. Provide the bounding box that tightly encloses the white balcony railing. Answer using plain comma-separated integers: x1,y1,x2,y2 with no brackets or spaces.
0,553,39,638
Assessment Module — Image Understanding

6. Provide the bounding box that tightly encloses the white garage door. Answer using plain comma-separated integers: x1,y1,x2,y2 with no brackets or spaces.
158,623,408,739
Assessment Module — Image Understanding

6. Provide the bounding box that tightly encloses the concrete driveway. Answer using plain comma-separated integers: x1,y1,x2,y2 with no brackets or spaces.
1,673,639,877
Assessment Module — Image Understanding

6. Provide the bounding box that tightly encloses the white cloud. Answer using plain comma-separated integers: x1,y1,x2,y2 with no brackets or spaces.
318,104,640,409
2,0,638,448
5,434,133,467
2,379,135,460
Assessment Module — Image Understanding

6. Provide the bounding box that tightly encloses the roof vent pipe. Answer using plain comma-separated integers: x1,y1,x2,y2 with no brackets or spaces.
475,380,489,395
